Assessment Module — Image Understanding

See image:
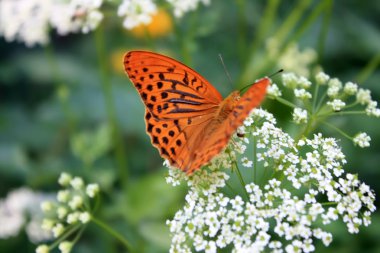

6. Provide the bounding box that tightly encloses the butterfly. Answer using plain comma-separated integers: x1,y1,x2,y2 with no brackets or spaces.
124,51,270,174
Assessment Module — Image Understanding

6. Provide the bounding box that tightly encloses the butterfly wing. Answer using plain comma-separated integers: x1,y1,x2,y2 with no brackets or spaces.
124,51,224,171
124,51,223,120
183,78,270,174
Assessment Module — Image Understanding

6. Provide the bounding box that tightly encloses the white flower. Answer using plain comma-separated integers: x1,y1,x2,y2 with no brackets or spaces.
57,206,68,219
166,109,376,253
52,223,65,238
294,88,312,100
66,212,80,224
315,72,330,85
267,83,282,97
50,0,103,35
327,78,342,97
282,73,298,89
41,201,54,212
241,157,253,167
70,177,84,189
36,244,50,253
58,172,72,186
58,241,73,253
57,190,70,203
167,0,211,18
292,108,308,124
277,43,317,77
365,101,380,117
343,82,358,95
327,99,346,111
86,183,100,198
68,195,83,209
356,88,372,105
0,188,53,242
79,212,91,223
0,0,51,47
353,132,371,148
118,0,157,29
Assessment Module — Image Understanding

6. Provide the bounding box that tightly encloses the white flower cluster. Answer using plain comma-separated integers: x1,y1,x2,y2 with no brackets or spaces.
270,72,379,147
118,0,212,28
50,0,104,35
0,0,212,46
166,109,376,253
278,43,317,78
118,0,157,29
166,0,211,18
0,0,103,47
36,172,100,253
0,188,53,243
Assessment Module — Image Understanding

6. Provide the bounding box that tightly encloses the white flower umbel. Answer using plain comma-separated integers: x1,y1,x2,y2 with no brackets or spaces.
118,0,157,29
166,109,376,253
0,0,51,46
50,0,104,35
292,108,308,124
277,43,317,77
166,0,211,18
353,132,371,148
0,188,53,243
269,72,380,147
37,172,100,252
327,99,346,111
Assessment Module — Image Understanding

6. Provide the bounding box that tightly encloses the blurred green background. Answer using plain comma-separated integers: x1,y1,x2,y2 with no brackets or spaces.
0,0,379,252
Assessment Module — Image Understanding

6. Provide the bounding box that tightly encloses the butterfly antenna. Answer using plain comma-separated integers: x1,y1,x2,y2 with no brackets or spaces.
239,69,284,93
269,68,284,78
219,54,233,88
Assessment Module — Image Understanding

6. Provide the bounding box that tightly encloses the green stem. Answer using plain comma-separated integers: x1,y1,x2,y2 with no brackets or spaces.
317,0,333,62
236,0,248,65
239,0,313,86
49,224,81,249
317,110,366,117
291,0,331,43
91,216,133,252
246,0,280,63
312,82,320,112
322,121,352,140
272,0,312,44
252,135,258,184
94,25,129,187
233,160,249,199
270,96,297,108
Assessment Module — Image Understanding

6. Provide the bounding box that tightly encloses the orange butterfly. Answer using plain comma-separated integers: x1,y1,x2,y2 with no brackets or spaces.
124,51,270,174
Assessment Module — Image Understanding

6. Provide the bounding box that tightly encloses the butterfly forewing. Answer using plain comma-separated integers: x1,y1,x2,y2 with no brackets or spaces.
124,51,223,120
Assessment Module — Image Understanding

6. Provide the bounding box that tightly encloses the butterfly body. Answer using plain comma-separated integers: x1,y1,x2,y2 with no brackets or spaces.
124,51,269,174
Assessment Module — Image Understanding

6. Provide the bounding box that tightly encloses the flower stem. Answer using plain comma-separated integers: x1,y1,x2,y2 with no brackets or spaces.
232,160,249,200
322,121,352,140
317,0,333,62
91,216,133,252
49,224,81,249
271,96,297,108
246,0,280,62
252,135,258,184
235,0,248,65
94,25,129,187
